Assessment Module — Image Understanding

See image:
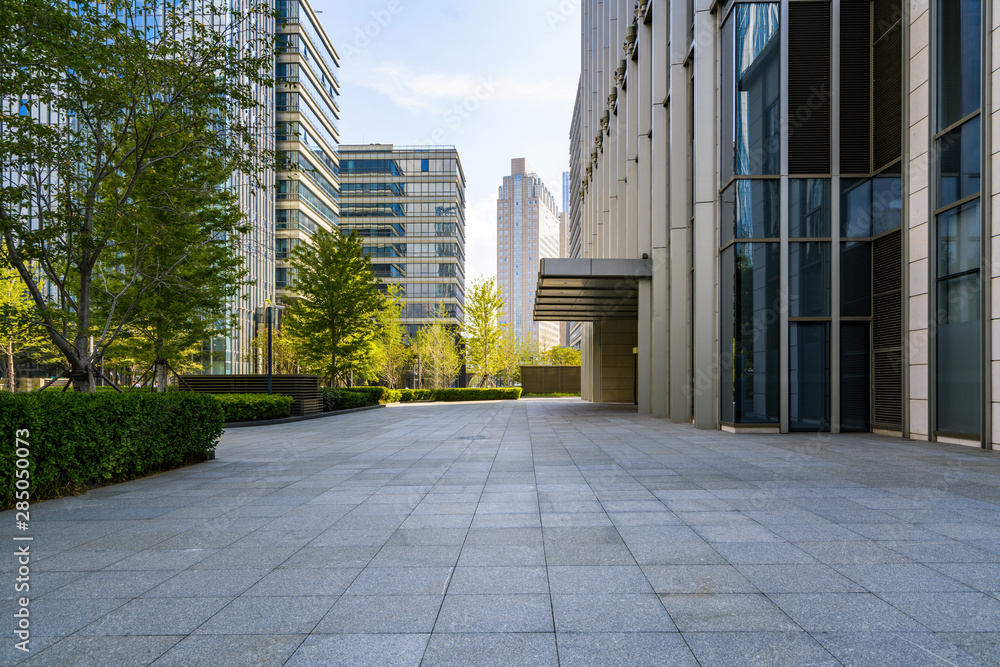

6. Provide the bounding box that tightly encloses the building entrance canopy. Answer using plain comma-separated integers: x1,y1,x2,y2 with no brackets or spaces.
532,258,652,322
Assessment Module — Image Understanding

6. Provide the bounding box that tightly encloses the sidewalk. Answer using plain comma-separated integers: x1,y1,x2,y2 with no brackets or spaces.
3,398,1000,665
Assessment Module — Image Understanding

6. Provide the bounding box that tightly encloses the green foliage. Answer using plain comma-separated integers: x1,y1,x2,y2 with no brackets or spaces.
545,347,582,366
0,0,278,392
372,285,410,389
0,258,59,391
0,392,223,507
522,392,581,398
285,230,382,387
342,386,401,404
241,327,302,375
399,389,434,402
413,303,463,389
463,277,506,388
210,394,294,423
322,389,372,412
433,388,522,401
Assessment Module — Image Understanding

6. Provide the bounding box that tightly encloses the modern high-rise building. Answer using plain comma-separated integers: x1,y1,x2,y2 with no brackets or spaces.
497,159,561,350
534,0,997,449
199,0,341,375
338,144,466,336
567,81,584,351
273,0,341,310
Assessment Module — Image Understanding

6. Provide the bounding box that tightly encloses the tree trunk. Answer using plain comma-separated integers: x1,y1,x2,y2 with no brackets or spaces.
155,337,167,392
4,342,15,392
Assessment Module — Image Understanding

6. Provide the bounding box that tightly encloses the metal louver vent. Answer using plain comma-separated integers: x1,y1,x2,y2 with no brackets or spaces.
872,0,903,170
872,230,903,429
789,1,831,174
840,1,871,174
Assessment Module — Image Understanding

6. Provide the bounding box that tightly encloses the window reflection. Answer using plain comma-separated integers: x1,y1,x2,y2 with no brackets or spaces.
734,3,781,176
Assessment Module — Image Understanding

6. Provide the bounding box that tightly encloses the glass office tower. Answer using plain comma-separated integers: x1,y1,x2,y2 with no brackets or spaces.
338,145,466,336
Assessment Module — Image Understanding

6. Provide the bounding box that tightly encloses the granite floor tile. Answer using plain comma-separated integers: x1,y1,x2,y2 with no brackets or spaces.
420,633,557,667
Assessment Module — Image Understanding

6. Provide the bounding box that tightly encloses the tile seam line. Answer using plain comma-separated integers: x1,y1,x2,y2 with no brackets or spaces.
417,402,512,665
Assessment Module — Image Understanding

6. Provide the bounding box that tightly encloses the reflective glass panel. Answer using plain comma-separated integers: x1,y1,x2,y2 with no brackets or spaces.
937,116,981,209
720,243,781,423
937,200,981,278
790,179,831,238
789,242,830,317
789,322,830,431
841,241,872,316
735,3,781,175
937,0,981,129
722,179,780,242
872,177,903,235
841,179,871,238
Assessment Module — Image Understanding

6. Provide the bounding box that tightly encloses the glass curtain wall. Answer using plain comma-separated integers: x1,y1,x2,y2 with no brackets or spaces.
720,3,781,425
935,0,982,438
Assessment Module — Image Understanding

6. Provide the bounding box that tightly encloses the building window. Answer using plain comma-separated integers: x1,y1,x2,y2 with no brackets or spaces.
934,0,981,438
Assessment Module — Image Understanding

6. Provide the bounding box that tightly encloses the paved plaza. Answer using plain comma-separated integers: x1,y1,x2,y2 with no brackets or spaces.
4,398,1000,665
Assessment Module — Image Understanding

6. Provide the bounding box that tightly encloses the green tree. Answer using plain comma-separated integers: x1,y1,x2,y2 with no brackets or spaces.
94,130,249,391
546,346,582,366
241,326,301,375
463,277,505,388
0,258,56,391
496,331,542,387
0,0,277,392
284,229,382,387
415,304,462,389
373,284,410,389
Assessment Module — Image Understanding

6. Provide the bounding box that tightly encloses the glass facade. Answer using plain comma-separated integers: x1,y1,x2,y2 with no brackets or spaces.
339,146,466,333
934,0,981,437
720,3,781,424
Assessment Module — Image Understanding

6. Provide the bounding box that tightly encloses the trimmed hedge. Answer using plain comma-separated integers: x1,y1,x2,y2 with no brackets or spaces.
323,389,373,411
399,389,434,402
212,394,294,423
434,388,522,401
342,386,401,404
0,392,224,508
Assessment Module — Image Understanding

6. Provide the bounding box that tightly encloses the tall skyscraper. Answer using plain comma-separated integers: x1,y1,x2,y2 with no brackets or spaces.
338,145,466,336
496,159,560,350
273,0,341,306
198,0,341,374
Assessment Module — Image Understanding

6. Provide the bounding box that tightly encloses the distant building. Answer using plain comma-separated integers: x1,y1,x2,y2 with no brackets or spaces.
566,80,583,350
496,159,560,350
338,144,466,336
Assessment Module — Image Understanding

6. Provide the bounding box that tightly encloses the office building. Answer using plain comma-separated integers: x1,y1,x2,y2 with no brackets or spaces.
497,159,561,350
567,81,585,350
534,0,997,448
338,144,466,335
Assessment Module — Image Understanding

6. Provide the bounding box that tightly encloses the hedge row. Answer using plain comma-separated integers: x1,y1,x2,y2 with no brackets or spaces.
399,389,434,402
0,392,224,509
434,388,522,401
213,394,294,423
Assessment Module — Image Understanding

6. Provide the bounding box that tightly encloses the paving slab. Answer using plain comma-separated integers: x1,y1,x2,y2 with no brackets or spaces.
3,399,1000,665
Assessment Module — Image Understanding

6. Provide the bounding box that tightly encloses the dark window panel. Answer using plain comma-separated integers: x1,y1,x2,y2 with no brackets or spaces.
789,322,831,432
788,1,831,174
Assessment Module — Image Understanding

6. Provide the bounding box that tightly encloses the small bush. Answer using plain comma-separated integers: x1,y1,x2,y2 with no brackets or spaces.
433,388,522,401
0,392,223,508
211,394,294,423
399,389,434,402
323,389,372,411
340,386,401,404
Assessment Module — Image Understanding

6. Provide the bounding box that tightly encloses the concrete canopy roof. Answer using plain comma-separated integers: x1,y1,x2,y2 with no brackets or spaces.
532,258,652,322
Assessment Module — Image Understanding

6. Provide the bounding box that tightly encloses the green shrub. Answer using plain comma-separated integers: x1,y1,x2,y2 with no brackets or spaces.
340,386,401,404
433,388,522,401
322,389,371,411
399,389,434,402
210,394,294,422
0,392,224,508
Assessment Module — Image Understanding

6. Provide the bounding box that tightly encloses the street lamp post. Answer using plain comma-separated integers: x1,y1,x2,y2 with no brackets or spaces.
264,300,285,395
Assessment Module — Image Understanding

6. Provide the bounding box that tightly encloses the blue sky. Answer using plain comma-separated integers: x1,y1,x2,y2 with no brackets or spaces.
313,0,581,283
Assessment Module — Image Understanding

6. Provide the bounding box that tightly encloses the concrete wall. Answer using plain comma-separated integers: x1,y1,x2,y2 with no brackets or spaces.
520,366,582,395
